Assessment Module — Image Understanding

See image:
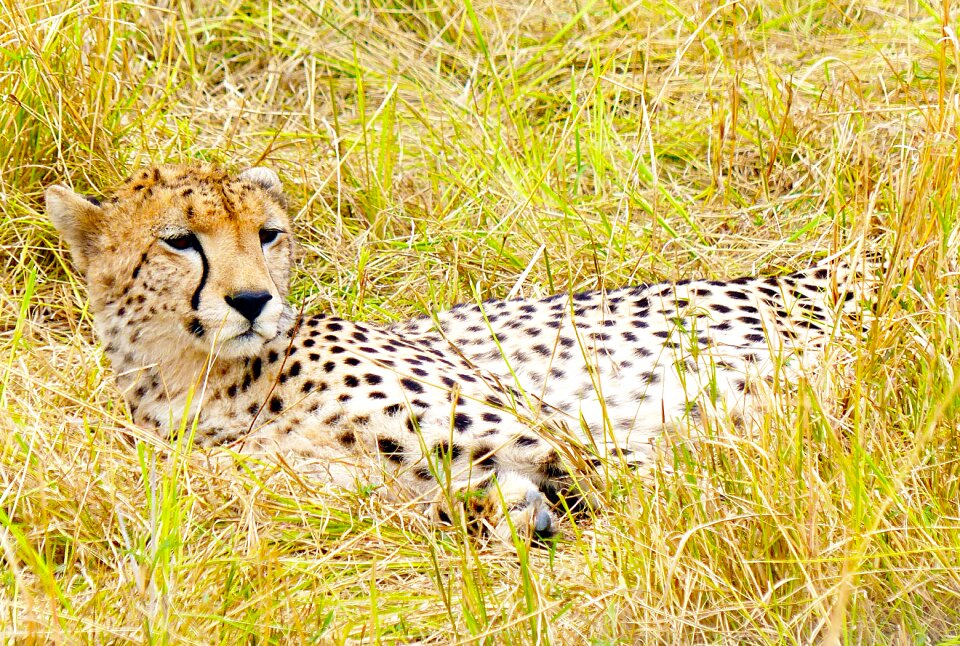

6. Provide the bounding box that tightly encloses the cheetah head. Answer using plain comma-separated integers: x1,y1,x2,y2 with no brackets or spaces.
46,164,294,362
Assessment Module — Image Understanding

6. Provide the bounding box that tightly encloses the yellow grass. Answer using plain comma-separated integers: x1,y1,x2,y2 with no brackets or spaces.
2,0,960,642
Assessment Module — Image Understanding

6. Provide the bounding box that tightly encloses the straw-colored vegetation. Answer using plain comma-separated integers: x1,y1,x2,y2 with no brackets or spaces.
2,0,960,642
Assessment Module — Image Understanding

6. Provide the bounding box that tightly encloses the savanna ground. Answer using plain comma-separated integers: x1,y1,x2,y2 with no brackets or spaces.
2,0,960,642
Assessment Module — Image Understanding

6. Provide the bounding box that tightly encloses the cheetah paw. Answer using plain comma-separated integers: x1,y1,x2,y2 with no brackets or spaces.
497,488,558,546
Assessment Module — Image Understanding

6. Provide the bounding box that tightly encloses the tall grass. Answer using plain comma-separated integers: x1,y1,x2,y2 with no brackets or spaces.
1,0,959,642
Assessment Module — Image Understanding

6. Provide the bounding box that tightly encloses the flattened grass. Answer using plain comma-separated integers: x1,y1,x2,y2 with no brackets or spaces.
2,0,960,642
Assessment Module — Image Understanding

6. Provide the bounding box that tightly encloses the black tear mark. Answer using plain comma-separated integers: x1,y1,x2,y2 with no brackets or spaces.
83,195,101,206
191,244,208,310
131,252,147,280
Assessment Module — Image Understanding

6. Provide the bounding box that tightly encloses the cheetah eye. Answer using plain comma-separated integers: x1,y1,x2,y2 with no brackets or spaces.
259,228,282,246
161,232,201,252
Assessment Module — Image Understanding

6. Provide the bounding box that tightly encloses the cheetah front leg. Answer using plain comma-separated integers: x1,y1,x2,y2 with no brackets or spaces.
428,470,558,545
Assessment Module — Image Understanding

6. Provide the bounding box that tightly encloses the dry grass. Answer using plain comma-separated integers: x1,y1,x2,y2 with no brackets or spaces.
2,0,960,642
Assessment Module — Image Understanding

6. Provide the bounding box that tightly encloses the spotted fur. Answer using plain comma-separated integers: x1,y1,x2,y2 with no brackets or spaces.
45,164,876,543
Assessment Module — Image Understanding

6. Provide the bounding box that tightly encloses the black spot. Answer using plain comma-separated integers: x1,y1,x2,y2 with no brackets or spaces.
384,403,403,416
365,374,383,385
405,415,419,433
471,446,497,469
338,430,356,446
227,385,237,398
269,396,283,413
309,353,320,361
401,378,424,393
642,371,660,385
435,441,462,462
370,391,387,399
302,381,315,393
795,319,822,329
337,393,351,403
344,375,359,387
303,338,315,347
344,357,360,366
187,317,205,337
515,436,539,447
377,438,404,463
452,413,472,432
330,346,345,354
323,361,336,373
481,412,502,423
352,415,369,426
268,350,279,363
726,290,749,300
711,304,731,314
251,358,262,380
744,333,765,343
739,317,761,326
327,322,343,331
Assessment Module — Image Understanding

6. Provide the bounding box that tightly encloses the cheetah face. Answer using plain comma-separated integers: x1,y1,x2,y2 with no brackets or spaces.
46,164,294,362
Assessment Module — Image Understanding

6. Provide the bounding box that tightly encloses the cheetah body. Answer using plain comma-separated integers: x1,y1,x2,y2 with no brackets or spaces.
45,164,866,541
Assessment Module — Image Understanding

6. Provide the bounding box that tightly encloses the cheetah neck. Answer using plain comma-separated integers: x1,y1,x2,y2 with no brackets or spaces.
99,310,299,434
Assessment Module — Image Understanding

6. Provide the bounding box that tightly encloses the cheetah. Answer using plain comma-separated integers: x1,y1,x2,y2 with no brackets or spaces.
45,164,875,543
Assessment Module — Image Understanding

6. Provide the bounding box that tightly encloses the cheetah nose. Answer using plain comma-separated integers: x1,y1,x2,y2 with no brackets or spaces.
225,291,273,322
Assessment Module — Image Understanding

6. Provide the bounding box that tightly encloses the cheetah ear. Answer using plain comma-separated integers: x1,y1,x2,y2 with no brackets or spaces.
45,184,104,274
238,167,283,197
